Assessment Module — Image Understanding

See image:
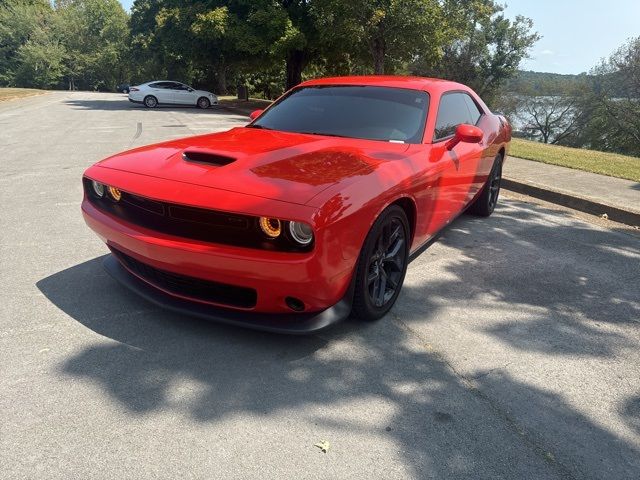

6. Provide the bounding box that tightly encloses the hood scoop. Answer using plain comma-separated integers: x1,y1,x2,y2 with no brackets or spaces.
182,149,236,167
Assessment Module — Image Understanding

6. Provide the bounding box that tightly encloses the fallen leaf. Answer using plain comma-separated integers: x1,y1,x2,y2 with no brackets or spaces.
314,440,330,453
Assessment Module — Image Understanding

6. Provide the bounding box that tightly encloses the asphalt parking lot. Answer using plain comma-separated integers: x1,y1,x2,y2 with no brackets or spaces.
1,92,639,479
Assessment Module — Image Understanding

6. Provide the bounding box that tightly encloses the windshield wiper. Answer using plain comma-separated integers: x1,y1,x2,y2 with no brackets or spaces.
246,124,273,130
298,131,352,138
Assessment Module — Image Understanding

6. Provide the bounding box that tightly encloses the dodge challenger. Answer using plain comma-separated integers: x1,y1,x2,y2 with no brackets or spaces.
82,76,511,333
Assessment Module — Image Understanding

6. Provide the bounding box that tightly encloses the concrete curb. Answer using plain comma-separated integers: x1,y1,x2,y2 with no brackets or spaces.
502,178,640,227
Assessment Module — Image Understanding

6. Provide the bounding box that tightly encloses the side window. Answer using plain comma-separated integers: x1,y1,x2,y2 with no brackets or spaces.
433,93,473,141
167,82,183,90
148,82,162,89
463,94,483,125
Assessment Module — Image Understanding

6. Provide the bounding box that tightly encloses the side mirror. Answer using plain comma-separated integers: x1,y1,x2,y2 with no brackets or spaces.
249,109,264,121
446,124,483,150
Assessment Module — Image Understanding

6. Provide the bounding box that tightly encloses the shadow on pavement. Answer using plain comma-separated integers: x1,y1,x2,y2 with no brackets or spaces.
399,199,640,357
64,97,242,116
621,394,640,436
36,200,640,478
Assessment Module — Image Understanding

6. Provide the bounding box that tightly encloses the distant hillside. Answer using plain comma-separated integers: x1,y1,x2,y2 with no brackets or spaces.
504,70,633,98
503,71,592,96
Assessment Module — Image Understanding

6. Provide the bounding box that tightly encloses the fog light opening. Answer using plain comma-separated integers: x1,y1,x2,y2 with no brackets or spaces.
285,296,305,312
108,186,122,201
259,217,282,238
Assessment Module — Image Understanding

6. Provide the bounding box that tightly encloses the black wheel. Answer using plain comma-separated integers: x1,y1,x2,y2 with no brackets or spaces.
143,95,158,108
352,205,410,321
197,97,210,109
467,154,503,217
123,88,129,94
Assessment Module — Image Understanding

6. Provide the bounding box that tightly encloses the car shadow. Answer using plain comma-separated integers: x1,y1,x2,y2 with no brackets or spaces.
36,200,640,478
397,199,640,357
64,97,243,116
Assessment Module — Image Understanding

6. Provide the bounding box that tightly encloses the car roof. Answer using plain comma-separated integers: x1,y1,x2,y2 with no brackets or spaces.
299,75,470,94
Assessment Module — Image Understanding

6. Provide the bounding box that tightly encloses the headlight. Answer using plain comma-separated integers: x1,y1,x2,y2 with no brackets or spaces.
91,180,105,197
288,221,314,245
259,217,282,238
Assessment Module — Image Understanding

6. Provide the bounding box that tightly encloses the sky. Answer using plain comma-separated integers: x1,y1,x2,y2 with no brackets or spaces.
118,0,639,75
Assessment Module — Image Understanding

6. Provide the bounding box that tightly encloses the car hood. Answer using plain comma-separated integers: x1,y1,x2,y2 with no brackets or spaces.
94,127,410,206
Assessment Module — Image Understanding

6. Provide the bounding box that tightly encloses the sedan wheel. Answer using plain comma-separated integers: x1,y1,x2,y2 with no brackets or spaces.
143,95,158,108
197,97,210,109
352,205,409,321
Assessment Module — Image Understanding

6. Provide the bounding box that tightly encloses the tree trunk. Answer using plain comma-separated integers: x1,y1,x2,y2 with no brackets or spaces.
371,37,386,74
285,50,306,90
216,68,226,95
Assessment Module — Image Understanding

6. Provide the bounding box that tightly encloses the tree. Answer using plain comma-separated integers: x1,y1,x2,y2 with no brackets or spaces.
13,30,66,88
314,0,448,75
412,0,539,102
273,1,319,90
518,95,582,144
54,0,130,90
586,37,640,155
130,1,289,93
0,0,58,86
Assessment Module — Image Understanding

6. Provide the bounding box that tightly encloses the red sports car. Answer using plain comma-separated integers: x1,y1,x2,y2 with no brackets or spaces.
82,76,511,333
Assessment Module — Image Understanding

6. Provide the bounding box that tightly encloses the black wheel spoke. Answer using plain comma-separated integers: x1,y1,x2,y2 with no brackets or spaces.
375,274,387,306
386,224,401,249
367,268,378,286
384,237,404,262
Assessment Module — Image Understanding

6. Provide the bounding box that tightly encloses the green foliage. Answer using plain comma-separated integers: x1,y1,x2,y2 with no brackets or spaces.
412,0,540,102
0,0,129,90
1,0,541,98
314,0,448,75
0,0,57,85
585,37,640,156
54,0,130,90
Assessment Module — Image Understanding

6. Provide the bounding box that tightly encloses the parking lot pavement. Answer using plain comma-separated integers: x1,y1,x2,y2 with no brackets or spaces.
1,92,639,479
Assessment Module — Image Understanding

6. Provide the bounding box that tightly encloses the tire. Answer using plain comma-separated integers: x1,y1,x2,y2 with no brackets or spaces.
123,88,129,94
197,97,210,109
143,95,158,108
352,205,410,321
467,154,503,217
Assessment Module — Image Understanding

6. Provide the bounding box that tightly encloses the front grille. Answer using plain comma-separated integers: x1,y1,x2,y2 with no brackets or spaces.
83,178,311,252
111,247,257,309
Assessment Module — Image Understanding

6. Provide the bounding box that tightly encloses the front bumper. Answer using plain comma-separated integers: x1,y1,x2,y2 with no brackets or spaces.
82,193,355,330
103,254,352,334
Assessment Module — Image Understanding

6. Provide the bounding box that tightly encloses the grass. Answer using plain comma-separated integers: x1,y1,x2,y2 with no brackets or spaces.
510,138,640,183
0,87,46,102
218,95,272,113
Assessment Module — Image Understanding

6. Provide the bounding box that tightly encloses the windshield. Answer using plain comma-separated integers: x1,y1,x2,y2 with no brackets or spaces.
251,86,429,144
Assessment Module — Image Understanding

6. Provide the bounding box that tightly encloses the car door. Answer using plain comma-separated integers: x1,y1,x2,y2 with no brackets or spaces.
430,92,485,219
171,83,196,105
147,82,173,104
